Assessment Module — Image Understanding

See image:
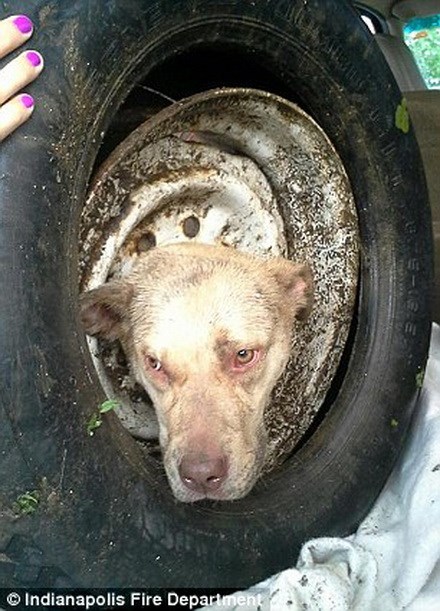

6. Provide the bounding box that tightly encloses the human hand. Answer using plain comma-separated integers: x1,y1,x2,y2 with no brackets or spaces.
0,15,44,142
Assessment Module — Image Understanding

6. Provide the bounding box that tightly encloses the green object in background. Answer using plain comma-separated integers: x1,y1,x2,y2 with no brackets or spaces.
404,14,440,90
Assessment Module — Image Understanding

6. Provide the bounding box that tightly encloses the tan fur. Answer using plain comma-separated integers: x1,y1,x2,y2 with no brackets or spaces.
80,243,313,502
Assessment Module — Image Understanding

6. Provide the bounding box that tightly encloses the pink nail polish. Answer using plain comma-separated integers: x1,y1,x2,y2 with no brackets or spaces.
26,51,42,67
21,94,35,109
13,15,33,35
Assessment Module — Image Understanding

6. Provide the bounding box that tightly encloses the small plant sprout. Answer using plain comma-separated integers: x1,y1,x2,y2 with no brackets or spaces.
14,490,40,515
416,370,425,389
99,399,120,414
87,413,103,436
87,399,120,436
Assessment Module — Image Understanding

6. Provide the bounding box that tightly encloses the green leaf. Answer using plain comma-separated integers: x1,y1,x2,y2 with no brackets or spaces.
395,98,410,134
87,413,102,436
14,490,40,514
99,399,120,413
416,369,425,389
87,399,119,437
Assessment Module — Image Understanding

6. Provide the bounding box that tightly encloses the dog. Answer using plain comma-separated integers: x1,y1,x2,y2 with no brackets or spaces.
80,242,313,502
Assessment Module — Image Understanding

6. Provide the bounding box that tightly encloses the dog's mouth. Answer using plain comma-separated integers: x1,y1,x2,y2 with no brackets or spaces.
174,487,234,503
171,478,258,504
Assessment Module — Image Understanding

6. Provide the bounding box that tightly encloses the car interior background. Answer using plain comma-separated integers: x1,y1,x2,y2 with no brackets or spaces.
356,0,440,322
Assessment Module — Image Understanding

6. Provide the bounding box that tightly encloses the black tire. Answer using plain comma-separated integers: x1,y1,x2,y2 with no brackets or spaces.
0,0,432,588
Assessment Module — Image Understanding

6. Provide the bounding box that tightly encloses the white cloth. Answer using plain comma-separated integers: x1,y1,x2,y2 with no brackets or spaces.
205,323,440,611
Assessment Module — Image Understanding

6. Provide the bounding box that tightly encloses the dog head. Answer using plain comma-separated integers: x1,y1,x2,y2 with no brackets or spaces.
80,243,313,502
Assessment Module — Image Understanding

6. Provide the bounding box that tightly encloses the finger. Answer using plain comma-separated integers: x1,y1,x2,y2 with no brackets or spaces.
0,93,34,142
0,15,34,58
0,50,44,106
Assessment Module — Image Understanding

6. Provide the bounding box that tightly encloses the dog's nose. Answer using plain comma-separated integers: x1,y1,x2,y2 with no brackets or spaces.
179,454,228,493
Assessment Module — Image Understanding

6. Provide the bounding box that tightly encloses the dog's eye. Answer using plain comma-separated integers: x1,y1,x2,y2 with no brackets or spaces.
235,349,256,366
146,355,162,371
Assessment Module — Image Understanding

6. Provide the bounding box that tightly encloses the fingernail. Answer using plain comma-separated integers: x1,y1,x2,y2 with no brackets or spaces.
21,94,35,109
13,15,33,35
26,51,42,67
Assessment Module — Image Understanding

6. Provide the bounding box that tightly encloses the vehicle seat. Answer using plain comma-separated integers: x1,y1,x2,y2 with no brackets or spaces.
375,33,426,91
375,33,439,322
406,90,440,323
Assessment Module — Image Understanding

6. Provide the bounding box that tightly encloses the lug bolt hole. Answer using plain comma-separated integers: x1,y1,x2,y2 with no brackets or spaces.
182,215,200,238
137,231,157,252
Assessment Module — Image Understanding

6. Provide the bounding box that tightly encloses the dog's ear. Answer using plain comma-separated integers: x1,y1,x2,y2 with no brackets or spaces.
80,281,134,340
268,258,314,321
